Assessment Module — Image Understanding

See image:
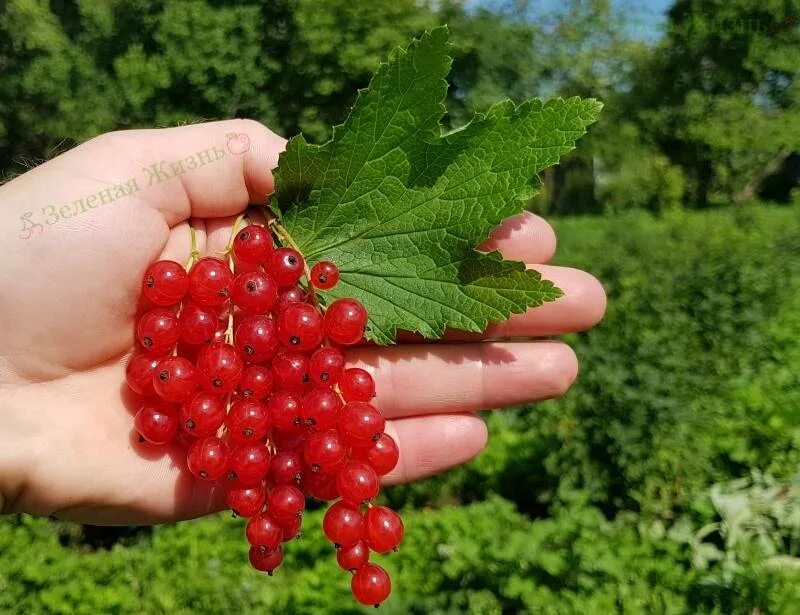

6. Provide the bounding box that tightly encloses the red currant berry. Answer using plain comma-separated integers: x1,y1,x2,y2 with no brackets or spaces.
266,485,305,524
248,545,283,574
152,356,197,403
277,303,324,352
196,343,243,393
178,303,218,345
322,501,364,547
336,460,380,505
227,484,266,518
271,350,310,391
246,513,283,551
352,433,399,476
234,315,278,364
238,365,274,401
180,392,226,437
323,298,367,346
226,398,271,444
351,563,391,607
134,403,178,444
270,428,306,454
229,443,271,484
142,260,189,306
303,429,347,474
136,308,179,355
268,451,303,486
233,224,273,266
274,286,307,313
339,368,376,402
309,347,345,386
338,401,386,447
309,261,340,290
336,540,369,571
186,436,229,481
302,469,339,501
267,248,305,287
188,257,233,307
126,353,163,396
267,390,303,431
300,388,341,431
230,271,278,314
364,505,404,553
278,515,303,541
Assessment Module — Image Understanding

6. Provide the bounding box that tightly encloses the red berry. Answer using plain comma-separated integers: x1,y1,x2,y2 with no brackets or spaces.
271,428,306,454
196,342,243,393
235,315,279,363
310,261,340,290
246,513,283,551
274,286,307,313
136,308,179,354
126,353,163,396
301,388,341,431
302,469,339,501
364,505,404,553
336,540,369,571
323,298,367,345
352,433,399,476
277,303,324,352
339,368,376,402
278,515,303,541
238,365,274,400
336,461,380,505
309,347,345,386
152,356,197,403
134,403,178,444
233,224,273,266
351,563,391,606
268,451,304,486
226,398,271,444
142,260,189,306
229,443,271,484
338,402,385,447
180,392,226,437
178,303,218,345
271,350,310,391
267,390,303,432
303,429,347,474
248,545,283,574
322,501,364,547
227,484,266,517
266,485,305,524
267,248,305,287
230,271,278,314
188,257,233,307
186,436,229,481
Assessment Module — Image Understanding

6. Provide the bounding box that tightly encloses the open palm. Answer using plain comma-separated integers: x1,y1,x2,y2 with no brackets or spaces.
0,120,605,524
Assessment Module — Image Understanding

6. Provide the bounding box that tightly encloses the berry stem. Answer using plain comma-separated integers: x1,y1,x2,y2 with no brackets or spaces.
225,213,247,255
185,221,200,270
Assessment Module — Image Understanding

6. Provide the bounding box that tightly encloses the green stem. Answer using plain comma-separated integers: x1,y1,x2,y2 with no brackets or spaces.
185,221,200,269
268,218,319,307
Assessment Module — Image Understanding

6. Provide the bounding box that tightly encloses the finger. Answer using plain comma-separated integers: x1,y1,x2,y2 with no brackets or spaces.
347,340,578,419
396,265,606,343
382,414,488,485
479,211,557,264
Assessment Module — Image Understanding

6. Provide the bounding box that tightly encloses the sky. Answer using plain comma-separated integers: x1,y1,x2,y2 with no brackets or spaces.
470,0,676,42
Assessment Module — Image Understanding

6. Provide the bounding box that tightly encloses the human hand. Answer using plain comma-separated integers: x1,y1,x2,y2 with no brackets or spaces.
0,120,605,524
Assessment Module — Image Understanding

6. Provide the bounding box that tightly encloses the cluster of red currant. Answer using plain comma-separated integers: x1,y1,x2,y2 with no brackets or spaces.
125,222,402,607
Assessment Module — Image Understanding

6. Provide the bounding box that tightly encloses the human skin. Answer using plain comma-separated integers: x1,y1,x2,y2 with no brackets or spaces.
0,119,606,525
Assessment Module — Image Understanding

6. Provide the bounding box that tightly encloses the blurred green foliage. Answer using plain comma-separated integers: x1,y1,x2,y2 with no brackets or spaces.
3,205,800,613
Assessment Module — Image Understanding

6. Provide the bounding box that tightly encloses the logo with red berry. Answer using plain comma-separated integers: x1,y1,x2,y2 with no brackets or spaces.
19,211,43,240
226,132,251,156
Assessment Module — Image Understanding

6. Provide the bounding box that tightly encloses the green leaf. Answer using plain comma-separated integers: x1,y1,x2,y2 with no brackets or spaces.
273,26,602,344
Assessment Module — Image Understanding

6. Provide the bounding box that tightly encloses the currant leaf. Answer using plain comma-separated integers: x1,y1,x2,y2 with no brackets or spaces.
272,26,602,344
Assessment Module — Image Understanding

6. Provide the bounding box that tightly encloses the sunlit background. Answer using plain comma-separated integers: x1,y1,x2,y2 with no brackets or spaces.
1,1,799,613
